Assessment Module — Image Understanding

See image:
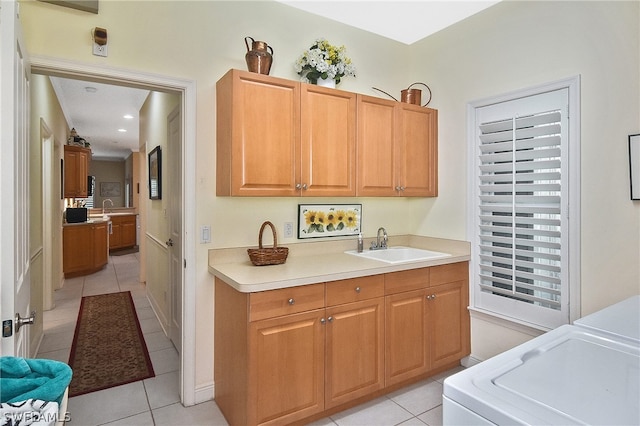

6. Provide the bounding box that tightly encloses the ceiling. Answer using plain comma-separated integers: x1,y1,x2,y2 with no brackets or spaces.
278,0,500,45
50,1,500,160
50,77,149,160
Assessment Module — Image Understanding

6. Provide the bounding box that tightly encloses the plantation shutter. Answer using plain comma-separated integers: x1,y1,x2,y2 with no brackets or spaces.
473,88,570,329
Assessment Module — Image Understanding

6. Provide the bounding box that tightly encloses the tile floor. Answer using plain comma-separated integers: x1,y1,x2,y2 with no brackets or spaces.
36,252,463,425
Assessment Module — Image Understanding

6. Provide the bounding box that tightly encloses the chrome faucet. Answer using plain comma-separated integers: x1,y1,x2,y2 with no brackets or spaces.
370,227,388,250
102,198,113,215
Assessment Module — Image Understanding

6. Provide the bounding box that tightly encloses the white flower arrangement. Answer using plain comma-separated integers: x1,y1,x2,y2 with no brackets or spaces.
294,38,356,85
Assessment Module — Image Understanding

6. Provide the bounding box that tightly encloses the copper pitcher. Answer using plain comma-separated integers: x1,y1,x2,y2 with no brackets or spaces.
372,82,432,107
245,36,273,75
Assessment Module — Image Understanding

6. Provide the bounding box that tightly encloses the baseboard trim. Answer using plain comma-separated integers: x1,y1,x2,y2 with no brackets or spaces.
194,381,214,405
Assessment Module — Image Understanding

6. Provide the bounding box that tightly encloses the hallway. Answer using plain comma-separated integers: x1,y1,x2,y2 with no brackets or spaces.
35,252,225,425
36,252,458,425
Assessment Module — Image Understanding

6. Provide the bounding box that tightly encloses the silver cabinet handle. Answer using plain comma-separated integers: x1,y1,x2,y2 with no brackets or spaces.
302,183,308,190
295,183,302,190
426,295,432,300
288,298,295,305
320,318,326,324
327,316,334,322
355,286,361,293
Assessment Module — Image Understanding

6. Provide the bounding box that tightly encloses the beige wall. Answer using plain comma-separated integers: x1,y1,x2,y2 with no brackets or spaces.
21,0,640,394
91,159,125,207
139,91,180,331
409,0,640,360
29,74,70,351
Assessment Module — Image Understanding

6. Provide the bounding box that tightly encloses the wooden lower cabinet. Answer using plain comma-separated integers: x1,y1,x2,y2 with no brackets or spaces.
386,263,470,386
325,297,385,409
63,222,108,277
249,310,325,425
109,214,137,251
214,262,469,426
429,281,470,369
385,288,430,386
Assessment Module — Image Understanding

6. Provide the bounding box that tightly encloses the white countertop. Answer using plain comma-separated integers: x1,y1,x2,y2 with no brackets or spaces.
209,235,470,293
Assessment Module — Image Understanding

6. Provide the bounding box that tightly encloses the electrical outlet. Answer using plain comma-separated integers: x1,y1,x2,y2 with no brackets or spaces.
284,222,294,238
93,42,108,57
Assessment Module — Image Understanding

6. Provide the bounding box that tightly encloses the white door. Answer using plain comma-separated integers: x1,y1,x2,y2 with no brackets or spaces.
1,0,33,357
167,105,182,352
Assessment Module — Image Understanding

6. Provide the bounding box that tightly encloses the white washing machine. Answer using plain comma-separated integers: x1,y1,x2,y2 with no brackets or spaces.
443,296,640,425
574,295,639,343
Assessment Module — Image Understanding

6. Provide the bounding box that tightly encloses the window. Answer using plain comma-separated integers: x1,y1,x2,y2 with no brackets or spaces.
468,78,580,330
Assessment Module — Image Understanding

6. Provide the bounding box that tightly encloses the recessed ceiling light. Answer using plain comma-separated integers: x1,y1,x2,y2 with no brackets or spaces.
85,86,97,93
123,114,134,119
118,128,127,132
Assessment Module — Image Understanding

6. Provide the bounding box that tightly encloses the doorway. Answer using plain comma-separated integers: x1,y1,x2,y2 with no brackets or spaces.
31,56,197,405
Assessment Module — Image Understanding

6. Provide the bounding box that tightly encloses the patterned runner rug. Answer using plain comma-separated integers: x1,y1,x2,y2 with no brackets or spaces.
68,291,155,397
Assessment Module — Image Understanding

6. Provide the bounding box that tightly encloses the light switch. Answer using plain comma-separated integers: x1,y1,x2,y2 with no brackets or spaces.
201,225,211,244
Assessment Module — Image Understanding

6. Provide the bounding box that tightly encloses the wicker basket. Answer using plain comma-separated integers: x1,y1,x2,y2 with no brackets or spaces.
247,221,289,266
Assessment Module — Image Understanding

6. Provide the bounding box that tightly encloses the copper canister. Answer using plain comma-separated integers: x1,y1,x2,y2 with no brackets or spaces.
401,89,422,105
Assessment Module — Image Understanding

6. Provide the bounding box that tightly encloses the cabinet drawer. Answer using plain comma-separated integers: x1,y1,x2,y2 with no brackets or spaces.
430,262,468,287
385,268,429,295
326,275,384,306
249,283,325,322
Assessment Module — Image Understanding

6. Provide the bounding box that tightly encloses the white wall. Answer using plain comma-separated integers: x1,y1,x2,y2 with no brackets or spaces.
20,0,640,393
412,0,640,359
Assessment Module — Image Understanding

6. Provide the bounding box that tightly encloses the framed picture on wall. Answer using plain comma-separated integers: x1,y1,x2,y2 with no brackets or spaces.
100,182,121,197
149,145,162,200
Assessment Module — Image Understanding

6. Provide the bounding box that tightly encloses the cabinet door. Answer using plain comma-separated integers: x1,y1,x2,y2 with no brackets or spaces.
385,289,429,386
78,149,89,195
398,105,438,196
121,217,137,247
428,281,470,370
93,223,108,268
64,148,82,197
301,85,356,196
63,145,90,198
357,95,399,196
248,309,324,425
217,69,300,196
325,298,384,408
109,221,122,250
63,225,93,273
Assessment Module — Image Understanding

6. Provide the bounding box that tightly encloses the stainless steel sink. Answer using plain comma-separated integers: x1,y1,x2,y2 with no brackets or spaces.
345,246,451,264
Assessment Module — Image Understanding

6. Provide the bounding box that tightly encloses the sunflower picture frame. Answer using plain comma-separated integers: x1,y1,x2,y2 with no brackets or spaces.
298,204,362,239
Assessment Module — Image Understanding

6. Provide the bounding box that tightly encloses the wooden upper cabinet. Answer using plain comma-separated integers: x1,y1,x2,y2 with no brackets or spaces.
398,103,438,197
64,145,91,198
357,95,399,196
357,95,438,197
300,85,357,196
217,69,300,196
216,69,436,197
216,69,356,197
